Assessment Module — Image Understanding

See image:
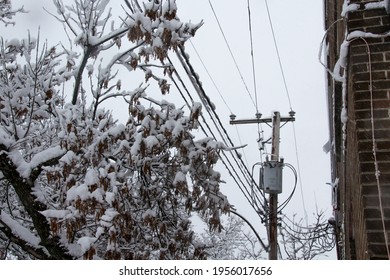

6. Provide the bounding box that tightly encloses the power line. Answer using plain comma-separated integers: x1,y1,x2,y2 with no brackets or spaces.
207,0,257,110
175,45,267,215
246,0,267,186
188,39,256,179
188,39,233,114
167,51,267,218
247,0,260,114
264,0,292,111
175,46,257,183
168,67,257,209
182,39,269,218
263,0,307,224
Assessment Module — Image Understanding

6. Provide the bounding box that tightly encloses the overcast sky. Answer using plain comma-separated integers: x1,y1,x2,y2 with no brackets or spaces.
178,0,333,254
5,0,334,259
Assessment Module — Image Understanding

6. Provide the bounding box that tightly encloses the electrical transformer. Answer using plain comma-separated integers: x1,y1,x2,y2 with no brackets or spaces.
262,160,284,194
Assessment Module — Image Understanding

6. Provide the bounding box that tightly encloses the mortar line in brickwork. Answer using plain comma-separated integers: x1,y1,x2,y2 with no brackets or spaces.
360,36,390,259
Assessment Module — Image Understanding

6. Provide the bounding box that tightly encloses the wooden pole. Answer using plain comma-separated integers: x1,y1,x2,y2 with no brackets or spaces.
229,110,294,260
269,111,280,260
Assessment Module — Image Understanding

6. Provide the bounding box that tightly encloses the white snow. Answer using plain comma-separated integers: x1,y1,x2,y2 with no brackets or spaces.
333,40,349,82
91,188,104,203
172,121,183,137
85,169,99,186
95,226,105,239
29,147,65,173
341,2,359,17
145,135,159,150
66,184,91,202
191,102,202,113
153,37,163,48
40,209,70,219
9,146,65,178
341,107,348,124
348,30,390,40
342,1,387,17
59,151,76,165
366,1,386,10
77,236,96,254
105,191,115,205
162,0,177,16
0,211,41,248
99,208,119,227
131,133,143,155
98,118,108,130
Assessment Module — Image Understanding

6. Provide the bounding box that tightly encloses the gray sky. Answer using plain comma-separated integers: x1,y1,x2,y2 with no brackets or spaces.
177,0,332,242
6,0,334,259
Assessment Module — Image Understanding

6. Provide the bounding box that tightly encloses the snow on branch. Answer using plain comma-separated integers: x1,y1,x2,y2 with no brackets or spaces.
0,0,229,260
8,147,65,179
0,0,25,26
0,211,42,250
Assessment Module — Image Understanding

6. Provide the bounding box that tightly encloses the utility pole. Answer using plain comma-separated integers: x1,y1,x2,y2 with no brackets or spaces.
230,111,295,260
269,111,280,260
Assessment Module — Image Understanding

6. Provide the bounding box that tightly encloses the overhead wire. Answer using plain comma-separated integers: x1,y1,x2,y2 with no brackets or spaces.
174,46,267,214
128,0,324,258
207,0,267,177
204,0,308,231
277,163,298,214
188,39,233,115
264,0,308,225
188,39,253,181
183,0,330,258
151,3,268,219
247,0,267,159
247,0,260,114
207,0,257,110
172,1,331,258
205,0,269,215
166,52,267,218
246,0,269,224
165,55,244,180
168,71,258,213
264,0,292,111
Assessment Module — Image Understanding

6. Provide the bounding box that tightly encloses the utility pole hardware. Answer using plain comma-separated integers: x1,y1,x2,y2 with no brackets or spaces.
229,111,295,260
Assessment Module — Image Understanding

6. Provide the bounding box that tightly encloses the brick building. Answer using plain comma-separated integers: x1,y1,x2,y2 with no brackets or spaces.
324,0,390,259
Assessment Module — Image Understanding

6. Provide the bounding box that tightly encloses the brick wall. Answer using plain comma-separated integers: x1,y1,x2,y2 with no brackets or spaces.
326,0,390,259
347,2,390,260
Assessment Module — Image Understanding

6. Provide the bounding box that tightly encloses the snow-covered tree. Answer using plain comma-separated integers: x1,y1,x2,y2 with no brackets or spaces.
0,0,24,26
199,211,336,260
0,0,230,260
199,215,265,260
